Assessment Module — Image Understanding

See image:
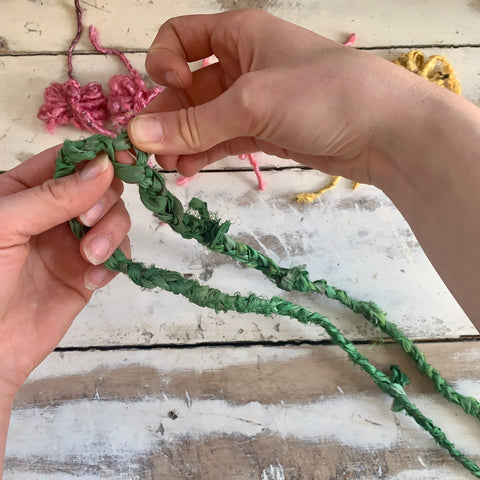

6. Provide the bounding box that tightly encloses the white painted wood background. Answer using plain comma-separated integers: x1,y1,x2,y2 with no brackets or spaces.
1,1,480,478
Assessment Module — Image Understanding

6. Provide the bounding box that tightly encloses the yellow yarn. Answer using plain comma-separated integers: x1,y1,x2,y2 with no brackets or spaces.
296,176,359,203
296,176,341,203
393,50,461,95
296,49,461,203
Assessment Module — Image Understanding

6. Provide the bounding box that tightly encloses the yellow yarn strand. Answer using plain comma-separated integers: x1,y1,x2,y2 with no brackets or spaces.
296,175,341,203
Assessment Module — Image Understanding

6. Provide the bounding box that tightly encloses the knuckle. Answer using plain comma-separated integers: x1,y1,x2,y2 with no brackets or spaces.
177,107,203,152
111,177,124,197
115,199,131,233
232,74,264,135
145,45,166,78
230,8,269,25
121,203,132,232
244,8,270,22
39,178,74,213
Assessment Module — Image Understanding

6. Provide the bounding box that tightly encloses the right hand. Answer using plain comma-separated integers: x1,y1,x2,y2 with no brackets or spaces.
127,9,450,186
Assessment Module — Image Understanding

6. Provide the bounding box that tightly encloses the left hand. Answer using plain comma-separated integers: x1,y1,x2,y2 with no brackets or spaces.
0,146,131,399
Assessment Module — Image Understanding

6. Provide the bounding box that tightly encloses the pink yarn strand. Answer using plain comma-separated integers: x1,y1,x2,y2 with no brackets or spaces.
239,153,266,191
176,174,197,186
344,33,357,46
67,0,83,79
88,25,162,127
248,153,266,191
202,55,216,67
88,25,136,75
38,0,113,135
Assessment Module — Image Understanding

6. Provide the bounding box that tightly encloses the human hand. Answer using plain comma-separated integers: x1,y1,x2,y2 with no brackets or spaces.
0,147,130,400
127,9,446,186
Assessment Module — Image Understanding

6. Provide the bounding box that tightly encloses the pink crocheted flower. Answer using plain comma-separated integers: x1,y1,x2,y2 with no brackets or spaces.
38,78,111,135
108,72,162,127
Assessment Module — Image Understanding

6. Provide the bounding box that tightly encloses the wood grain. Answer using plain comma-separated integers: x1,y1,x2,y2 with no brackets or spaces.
6,342,480,479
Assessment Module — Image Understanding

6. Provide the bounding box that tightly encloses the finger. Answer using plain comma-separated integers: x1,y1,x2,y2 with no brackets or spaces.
0,144,62,195
142,62,232,115
78,177,124,227
80,198,131,265
0,145,131,196
83,236,131,291
137,63,231,172
0,153,114,247
115,148,137,166
128,73,262,156
173,137,296,177
146,13,226,87
154,153,180,171
173,137,259,176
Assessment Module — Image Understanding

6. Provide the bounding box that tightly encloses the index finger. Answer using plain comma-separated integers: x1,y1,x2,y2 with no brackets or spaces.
0,145,134,197
146,11,240,89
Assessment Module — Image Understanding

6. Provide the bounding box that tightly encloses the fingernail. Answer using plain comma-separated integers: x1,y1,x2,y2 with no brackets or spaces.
84,235,111,265
165,70,184,88
80,153,110,180
79,197,106,227
84,265,110,291
131,116,164,143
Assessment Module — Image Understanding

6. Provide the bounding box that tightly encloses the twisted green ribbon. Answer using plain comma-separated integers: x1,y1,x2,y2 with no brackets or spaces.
55,131,480,477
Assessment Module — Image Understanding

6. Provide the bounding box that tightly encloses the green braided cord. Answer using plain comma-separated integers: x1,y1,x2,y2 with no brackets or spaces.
97,249,480,476
55,132,480,477
60,132,480,425
177,196,480,422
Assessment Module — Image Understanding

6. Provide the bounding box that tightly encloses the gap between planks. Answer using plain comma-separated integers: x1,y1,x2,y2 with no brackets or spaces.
3,43,480,57
52,337,480,354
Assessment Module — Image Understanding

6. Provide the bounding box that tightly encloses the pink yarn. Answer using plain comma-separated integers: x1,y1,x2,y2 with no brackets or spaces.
88,25,162,127
239,154,266,191
37,0,114,136
344,33,357,46
176,174,197,186
202,55,216,67
38,0,160,135
38,79,111,135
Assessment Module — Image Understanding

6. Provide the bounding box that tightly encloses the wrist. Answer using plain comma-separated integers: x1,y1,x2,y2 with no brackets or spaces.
371,77,480,322
374,80,480,209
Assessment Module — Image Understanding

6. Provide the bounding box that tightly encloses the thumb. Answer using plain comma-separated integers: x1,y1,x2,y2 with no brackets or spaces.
0,153,114,246
128,76,259,155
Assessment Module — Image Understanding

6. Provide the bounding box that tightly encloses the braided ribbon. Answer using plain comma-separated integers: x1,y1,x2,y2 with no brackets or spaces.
55,131,480,477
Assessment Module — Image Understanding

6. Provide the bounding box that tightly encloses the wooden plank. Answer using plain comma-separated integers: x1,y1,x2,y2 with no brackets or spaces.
62,168,476,347
0,45,479,169
6,342,480,479
2,0,480,53
0,52,477,345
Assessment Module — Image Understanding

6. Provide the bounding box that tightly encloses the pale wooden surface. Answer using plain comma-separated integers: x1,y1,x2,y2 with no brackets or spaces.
1,1,480,479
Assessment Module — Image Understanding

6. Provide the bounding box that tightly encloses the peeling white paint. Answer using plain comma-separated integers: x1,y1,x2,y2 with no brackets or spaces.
417,456,426,468
7,396,399,462
7,389,480,479
388,466,474,480
452,379,480,398
261,463,285,480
